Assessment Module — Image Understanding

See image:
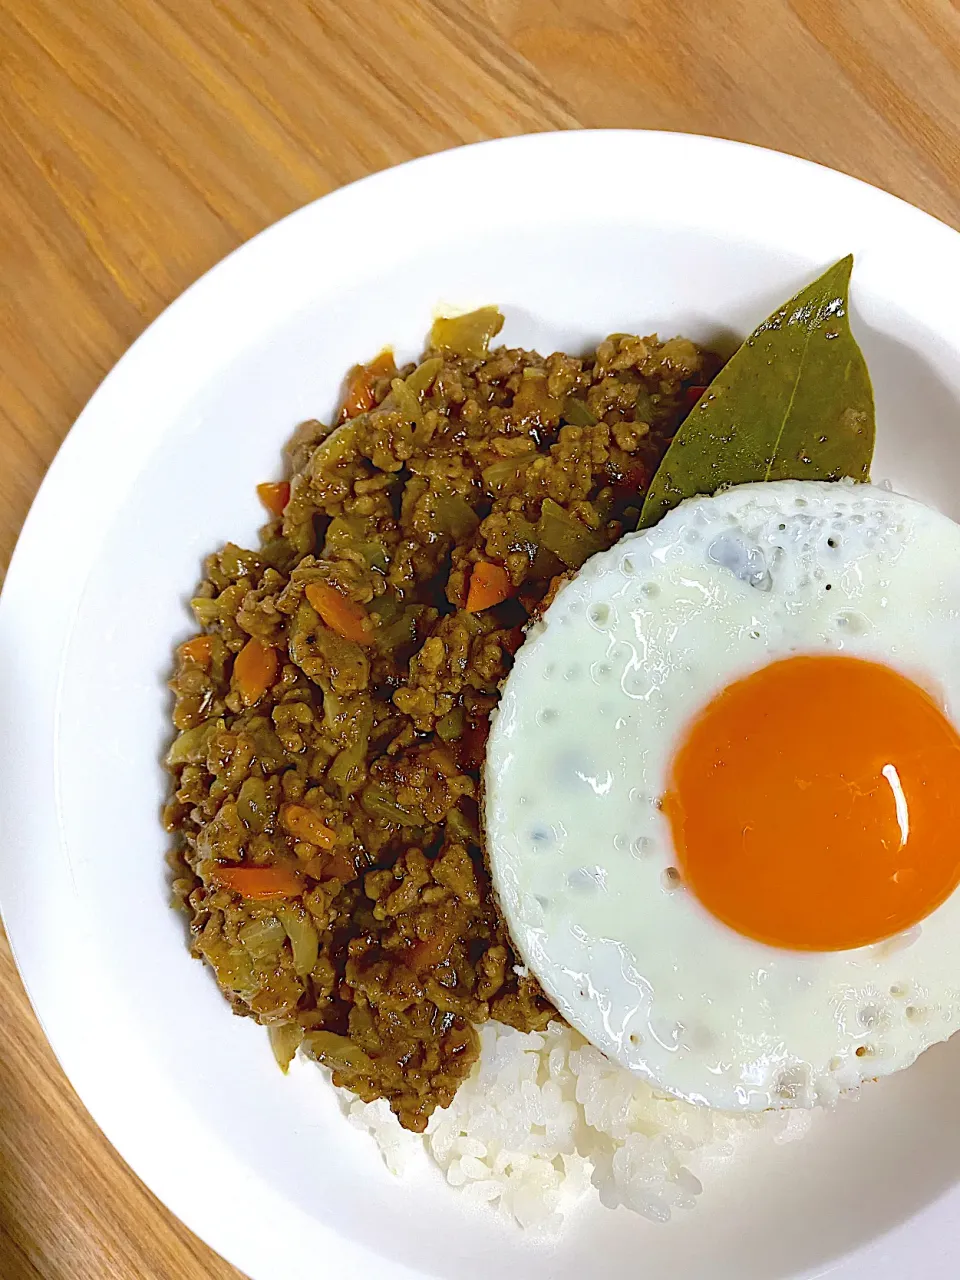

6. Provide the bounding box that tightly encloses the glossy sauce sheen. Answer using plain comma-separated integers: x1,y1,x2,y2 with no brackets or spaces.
486,481,960,1110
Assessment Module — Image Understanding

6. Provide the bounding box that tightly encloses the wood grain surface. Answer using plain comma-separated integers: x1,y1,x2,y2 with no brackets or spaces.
1,1,959,1276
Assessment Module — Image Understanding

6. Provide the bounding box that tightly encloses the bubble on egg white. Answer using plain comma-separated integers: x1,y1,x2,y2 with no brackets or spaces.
707,532,773,591
858,1004,886,1031
838,989,893,1042
568,865,607,893
588,602,613,628
680,1023,716,1052
774,1064,812,1103
834,609,871,634
650,1017,682,1051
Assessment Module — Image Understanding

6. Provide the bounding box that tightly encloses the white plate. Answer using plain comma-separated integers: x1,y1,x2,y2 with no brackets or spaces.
3,130,960,1280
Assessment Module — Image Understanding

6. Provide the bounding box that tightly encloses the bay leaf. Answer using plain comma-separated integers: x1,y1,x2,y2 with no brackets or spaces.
639,255,875,529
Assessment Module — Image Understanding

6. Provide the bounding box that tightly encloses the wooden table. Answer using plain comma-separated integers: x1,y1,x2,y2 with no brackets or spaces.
1,1,958,1275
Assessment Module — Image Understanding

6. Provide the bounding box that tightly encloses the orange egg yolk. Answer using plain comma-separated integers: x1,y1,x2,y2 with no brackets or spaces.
663,655,960,951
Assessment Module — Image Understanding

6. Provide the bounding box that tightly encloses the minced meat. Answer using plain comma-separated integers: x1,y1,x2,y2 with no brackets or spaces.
164,308,719,1131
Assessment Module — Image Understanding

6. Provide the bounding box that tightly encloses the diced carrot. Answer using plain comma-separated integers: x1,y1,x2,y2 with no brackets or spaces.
304,581,374,645
609,458,654,502
458,718,490,771
338,367,377,423
211,864,302,899
281,803,336,849
684,384,708,410
257,480,290,517
337,351,398,423
233,637,280,706
367,349,398,378
465,560,512,612
180,635,213,666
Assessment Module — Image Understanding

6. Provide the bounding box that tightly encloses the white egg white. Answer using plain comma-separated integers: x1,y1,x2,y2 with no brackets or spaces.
485,480,960,1111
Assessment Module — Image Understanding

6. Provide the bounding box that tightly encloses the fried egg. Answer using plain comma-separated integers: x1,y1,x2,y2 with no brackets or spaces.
485,480,960,1110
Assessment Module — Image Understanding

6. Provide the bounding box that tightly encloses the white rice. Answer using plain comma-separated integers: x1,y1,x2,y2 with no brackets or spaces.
341,1020,815,1230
